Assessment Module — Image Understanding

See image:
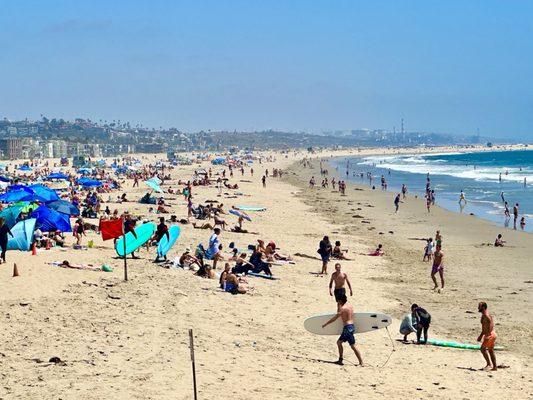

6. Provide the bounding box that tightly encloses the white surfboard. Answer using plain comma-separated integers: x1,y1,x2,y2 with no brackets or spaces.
304,312,392,335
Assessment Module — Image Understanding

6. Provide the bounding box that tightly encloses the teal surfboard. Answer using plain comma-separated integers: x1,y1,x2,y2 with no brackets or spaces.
426,338,503,351
157,225,181,257
235,205,266,212
115,222,156,256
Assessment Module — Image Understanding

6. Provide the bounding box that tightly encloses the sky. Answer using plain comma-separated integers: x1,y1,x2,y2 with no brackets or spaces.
1,1,532,139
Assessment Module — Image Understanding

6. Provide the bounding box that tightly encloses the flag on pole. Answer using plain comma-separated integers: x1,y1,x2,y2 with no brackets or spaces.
100,218,124,241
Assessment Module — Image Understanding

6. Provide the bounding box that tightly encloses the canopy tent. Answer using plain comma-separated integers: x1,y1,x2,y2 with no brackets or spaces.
144,179,163,193
7,218,36,251
47,200,80,216
30,206,72,232
46,172,70,180
0,205,23,228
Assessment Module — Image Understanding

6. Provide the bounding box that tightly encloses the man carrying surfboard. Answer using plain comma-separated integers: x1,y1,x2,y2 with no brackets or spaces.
322,294,364,366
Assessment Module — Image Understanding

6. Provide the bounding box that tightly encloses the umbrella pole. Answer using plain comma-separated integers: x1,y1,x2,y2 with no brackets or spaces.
122,222,128,281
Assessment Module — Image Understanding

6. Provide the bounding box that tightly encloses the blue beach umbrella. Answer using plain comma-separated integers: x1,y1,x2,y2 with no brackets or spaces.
47,200,80,216
30,206,72,232
0,189,33,203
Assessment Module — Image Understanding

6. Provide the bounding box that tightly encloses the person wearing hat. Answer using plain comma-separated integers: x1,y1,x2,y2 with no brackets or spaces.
179,247,200,270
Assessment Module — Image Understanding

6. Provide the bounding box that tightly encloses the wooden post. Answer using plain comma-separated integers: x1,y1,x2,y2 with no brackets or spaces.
189,329,198,400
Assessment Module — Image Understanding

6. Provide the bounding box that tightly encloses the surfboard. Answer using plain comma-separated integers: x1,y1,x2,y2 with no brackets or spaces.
304,312,392,335
157,225,181,257
229,209,252,221
426,338,504,351
235,205,266,212
247,272,279,280
115,222,156,256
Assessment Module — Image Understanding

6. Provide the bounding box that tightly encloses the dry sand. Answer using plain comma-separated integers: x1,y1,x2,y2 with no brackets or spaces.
1,146,531,399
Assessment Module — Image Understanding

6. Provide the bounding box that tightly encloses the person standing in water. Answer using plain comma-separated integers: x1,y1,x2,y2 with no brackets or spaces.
459,190,467,206
322,294,363,366
477,302,498,371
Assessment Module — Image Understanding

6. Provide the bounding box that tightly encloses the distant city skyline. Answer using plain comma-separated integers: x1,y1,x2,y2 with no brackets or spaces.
1,1,532,139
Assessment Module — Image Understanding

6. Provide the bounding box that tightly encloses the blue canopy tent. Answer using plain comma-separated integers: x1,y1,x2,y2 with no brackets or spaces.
46,172,69,180
47,200,80,216
0,189,33,203
0,205,23,228
30,206,72,232
7,218,36,251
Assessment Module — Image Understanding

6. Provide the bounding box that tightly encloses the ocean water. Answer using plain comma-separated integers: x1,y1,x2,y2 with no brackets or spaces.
330,149,532,233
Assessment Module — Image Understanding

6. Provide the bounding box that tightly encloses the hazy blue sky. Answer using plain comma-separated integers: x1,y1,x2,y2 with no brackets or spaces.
1,1,532,138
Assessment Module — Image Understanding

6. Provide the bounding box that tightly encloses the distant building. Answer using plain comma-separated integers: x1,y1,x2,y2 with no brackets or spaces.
0,138,23,159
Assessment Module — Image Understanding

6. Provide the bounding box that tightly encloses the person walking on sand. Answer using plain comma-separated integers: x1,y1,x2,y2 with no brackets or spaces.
318,236,332,275
329,263,353,303
394,193,402,213
477,302,498,371
262,175,266,188
431,247,444,292
322,294,364,366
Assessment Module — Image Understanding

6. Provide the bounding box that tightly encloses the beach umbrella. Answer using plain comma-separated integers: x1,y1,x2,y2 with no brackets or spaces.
77,178,102,188
7,218,36,251
144,179,163,193
47,200,80,216
0,205,23,228
8,184,33,192
46,172,69,180
28,184,60,203
30,206,72,232
0,189,33,203
14,201,40,213
18,165,32,171
0,176,10,183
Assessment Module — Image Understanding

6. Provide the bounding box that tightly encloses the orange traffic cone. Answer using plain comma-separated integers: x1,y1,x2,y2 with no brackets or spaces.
13,263,19,277
46,240,51,250
32,243,37,255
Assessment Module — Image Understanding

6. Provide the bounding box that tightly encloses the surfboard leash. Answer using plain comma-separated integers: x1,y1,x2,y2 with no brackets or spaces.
379,326,396,369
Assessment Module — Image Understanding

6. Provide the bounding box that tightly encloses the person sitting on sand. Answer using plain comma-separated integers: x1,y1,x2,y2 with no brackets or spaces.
249,246,272,276
232,253,255,275
477,301,498,371
365,244,383,256
332,240,351,260
221,264,247,294
178,248,201,270
264,241,292,262
494,234,505,247
196,255,215,279
411,304,431,344
52,230,65,247
399,313,417,342
213,215,227,230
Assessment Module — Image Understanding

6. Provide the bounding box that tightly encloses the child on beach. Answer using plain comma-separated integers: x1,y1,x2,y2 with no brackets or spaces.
423,238,434,261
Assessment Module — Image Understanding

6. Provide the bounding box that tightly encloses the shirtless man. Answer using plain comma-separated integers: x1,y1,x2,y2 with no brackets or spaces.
477,302,497,371
322,294,363,366
329,263,353,303
431,247,444,291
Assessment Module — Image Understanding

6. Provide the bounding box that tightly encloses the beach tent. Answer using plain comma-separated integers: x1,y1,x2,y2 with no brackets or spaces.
7,218,36,251
0,189,33,203
46,172,69,180
28,184,60,203
30,206,72,232
18,165,32,171
47,200,80,216
0,205,23,228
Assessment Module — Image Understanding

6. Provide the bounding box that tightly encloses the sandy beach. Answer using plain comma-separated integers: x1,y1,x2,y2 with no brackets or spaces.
1,146,532,400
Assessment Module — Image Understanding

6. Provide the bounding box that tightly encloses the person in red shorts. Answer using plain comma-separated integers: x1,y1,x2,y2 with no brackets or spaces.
477,302,497,371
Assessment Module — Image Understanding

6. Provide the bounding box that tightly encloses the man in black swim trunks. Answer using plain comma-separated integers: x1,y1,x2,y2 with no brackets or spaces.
322,294,363,366
154,217,171,262
329,263,353,305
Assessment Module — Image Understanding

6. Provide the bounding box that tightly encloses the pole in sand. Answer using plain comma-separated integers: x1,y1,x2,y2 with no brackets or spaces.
122,220,128,281
189,329,198,400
